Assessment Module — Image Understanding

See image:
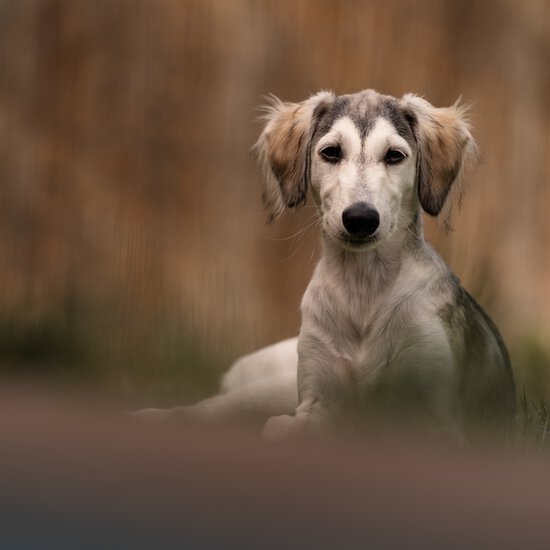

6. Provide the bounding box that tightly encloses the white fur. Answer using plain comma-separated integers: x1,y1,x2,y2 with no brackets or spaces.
220,338,297,393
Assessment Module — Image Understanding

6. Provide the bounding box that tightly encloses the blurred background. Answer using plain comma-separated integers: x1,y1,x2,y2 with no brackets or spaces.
0,0,549,406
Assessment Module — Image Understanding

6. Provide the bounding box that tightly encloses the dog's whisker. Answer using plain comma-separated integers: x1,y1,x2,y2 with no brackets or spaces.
266,213,320,242
283,218,322,261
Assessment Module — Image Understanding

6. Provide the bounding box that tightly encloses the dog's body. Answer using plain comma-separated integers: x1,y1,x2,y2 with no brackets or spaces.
138,89,515,438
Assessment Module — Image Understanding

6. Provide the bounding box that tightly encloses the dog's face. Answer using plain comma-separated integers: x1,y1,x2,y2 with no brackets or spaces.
310,92,418,250
256,89,477,251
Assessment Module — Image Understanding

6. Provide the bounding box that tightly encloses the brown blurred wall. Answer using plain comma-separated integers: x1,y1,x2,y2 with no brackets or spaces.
0,0,549,400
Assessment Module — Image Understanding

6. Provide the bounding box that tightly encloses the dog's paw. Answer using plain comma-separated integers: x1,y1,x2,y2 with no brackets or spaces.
262,414,296,441
262,413,322,441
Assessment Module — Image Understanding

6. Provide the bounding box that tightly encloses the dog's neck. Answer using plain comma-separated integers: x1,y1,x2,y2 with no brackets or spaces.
320,208,424,297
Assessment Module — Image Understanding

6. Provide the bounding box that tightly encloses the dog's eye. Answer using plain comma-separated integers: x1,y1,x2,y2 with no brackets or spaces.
384,149,406,165
319,145,342,164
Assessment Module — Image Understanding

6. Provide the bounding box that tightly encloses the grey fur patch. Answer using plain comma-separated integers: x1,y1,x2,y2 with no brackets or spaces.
438,285,516,426
311,89,416,149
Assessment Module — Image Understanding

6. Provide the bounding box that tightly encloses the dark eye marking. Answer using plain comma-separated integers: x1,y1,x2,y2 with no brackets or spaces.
319,145,342,164
383,149,407,165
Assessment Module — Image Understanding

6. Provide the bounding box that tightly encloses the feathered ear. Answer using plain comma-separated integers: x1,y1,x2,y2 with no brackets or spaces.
254,91,334,221
401,94,479,217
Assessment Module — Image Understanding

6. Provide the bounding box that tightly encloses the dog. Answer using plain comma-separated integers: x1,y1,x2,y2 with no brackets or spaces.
137,89,516,440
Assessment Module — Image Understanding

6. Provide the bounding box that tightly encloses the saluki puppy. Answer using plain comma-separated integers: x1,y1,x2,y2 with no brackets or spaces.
137,90,516,439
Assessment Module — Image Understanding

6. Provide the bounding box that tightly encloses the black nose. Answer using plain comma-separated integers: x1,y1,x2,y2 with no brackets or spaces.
342,202,380,237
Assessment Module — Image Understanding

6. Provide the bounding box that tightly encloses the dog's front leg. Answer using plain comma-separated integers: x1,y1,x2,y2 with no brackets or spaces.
262,332,345,441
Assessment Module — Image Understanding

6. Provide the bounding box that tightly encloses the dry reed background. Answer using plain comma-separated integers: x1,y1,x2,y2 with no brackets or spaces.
0,0,549,405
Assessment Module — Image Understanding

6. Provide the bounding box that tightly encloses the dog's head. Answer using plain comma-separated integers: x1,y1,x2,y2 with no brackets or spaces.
255,89,477,250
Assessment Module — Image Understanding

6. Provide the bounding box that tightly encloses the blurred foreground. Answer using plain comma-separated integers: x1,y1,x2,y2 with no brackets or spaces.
2,384,550,549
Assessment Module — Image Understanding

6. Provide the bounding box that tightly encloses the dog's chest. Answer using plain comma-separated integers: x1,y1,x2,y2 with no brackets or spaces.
344,300,397,375
336,269,429,377
306,253,439,376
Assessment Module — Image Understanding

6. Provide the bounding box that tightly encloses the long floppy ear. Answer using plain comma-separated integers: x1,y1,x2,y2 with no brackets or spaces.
254,91,334,221
401,94,479,217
